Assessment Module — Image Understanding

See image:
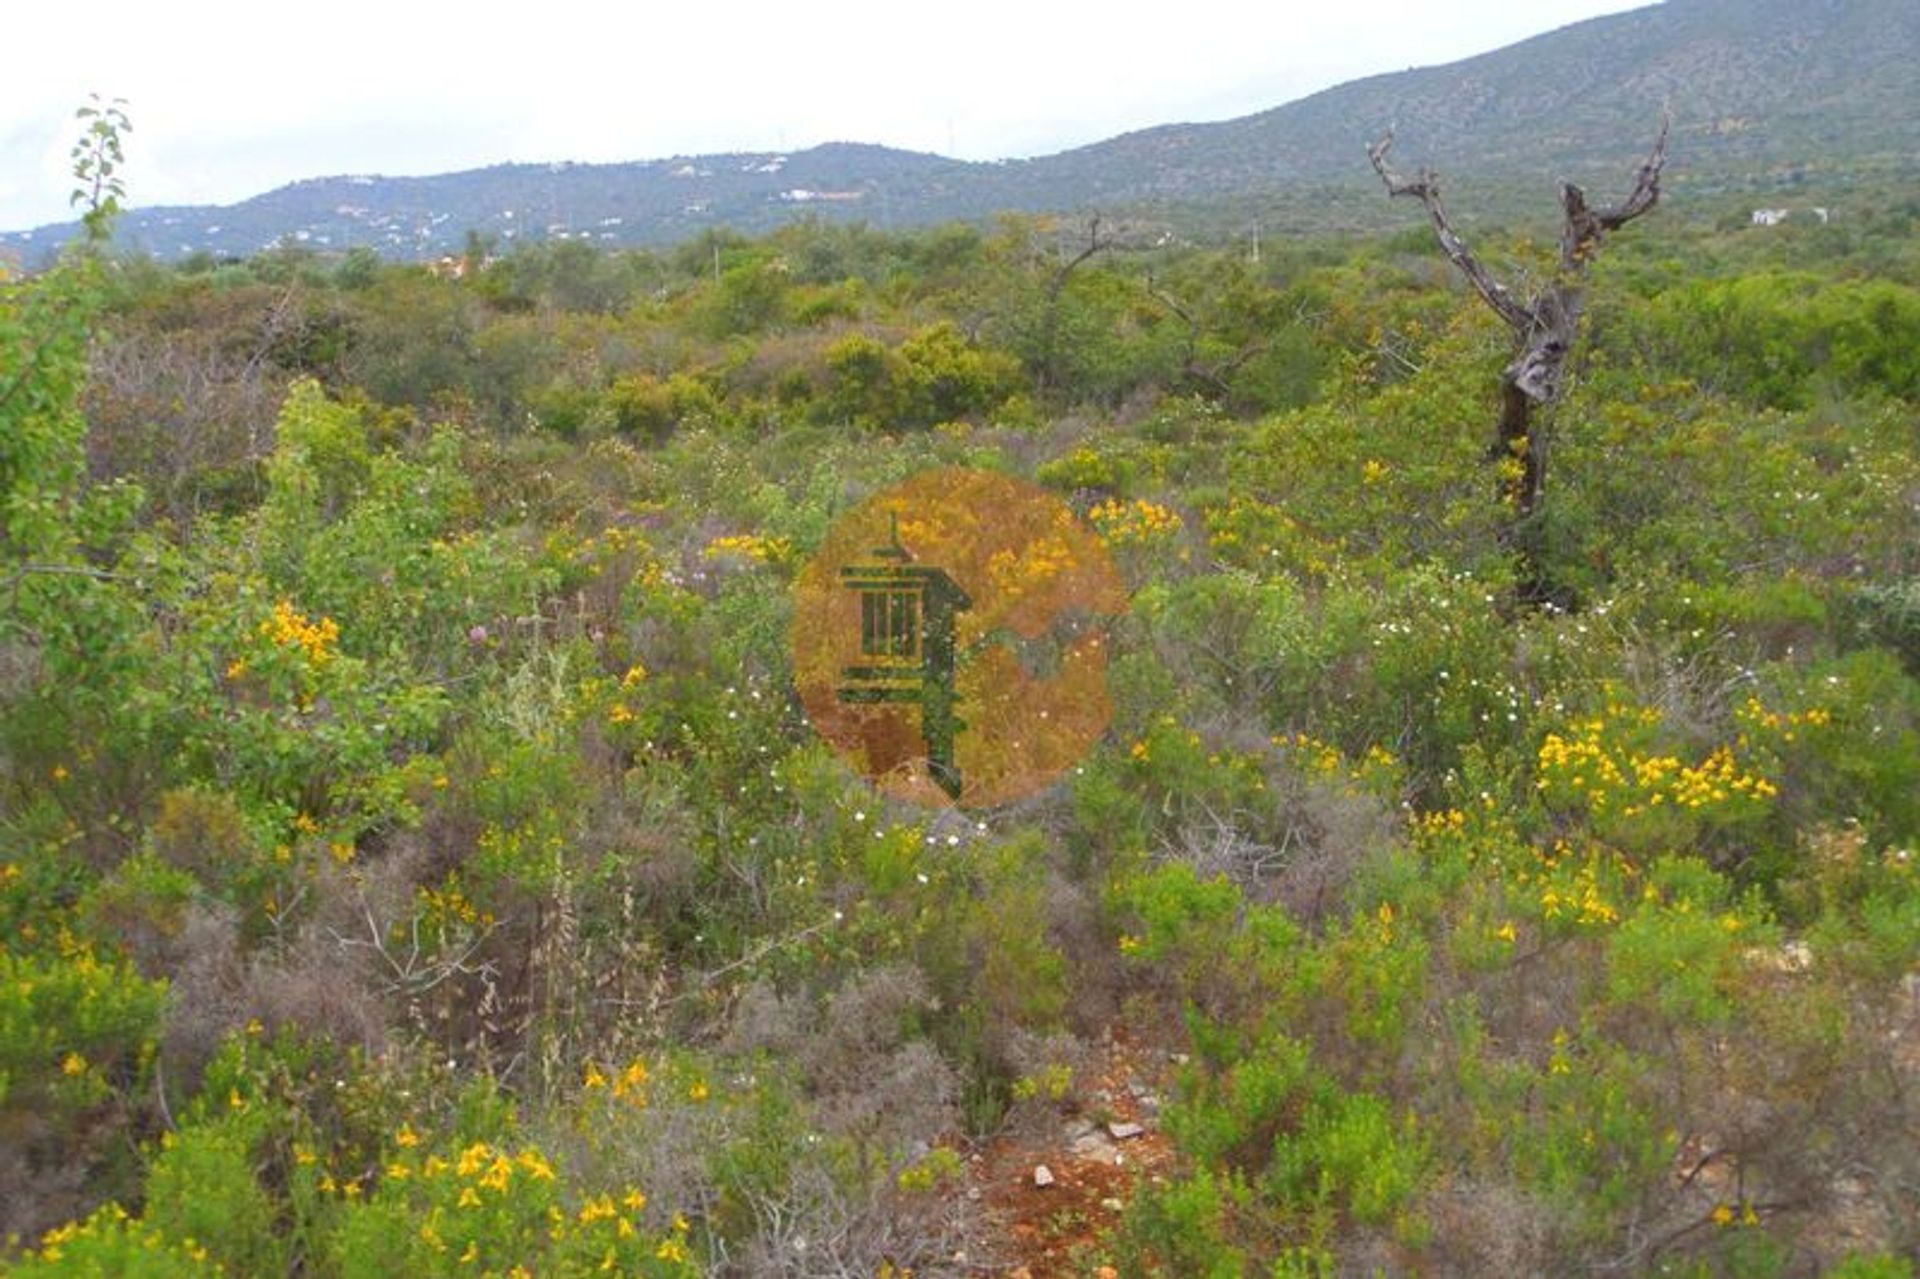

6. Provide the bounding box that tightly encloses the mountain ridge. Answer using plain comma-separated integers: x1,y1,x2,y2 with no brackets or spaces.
5,0,1914,262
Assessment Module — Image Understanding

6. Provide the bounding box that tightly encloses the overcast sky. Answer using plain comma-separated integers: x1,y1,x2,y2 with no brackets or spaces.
1,0,1654,233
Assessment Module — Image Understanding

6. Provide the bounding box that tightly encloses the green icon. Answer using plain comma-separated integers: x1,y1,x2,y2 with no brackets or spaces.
836,513,972,800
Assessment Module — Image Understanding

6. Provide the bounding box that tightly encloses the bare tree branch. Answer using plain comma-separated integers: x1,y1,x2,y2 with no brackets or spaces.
1560,112,1670,269
1051,213,1112,296
1367,130,1535,332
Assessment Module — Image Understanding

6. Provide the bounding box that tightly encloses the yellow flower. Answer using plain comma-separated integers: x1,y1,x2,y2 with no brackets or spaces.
61,1052,86,1076
480,1153,515,1192
614,1058,650,1102
1712,1203,1735,1227
263,600,340,666
395,1122,420,1148
703,533,790,563
51,764,70,782
623,1189,647,1212
688,1080,710,1102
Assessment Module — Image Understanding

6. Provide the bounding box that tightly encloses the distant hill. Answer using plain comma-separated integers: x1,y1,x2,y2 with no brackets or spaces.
6,0,1915,262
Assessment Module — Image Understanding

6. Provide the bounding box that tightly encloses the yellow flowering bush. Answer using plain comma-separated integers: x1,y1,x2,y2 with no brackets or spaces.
7,1203,219,1277
1514,840,1630,935
1535,698,1777,850
1088,497,1184,548
701,532,792,566
326,1132,697,1278
985,530,1077,606
260,599,342,669
1204,493,1343,580
1274,732,1405,801
0,942,166,1143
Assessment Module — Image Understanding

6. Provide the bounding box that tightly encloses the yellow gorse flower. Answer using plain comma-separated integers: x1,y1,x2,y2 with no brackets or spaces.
1536,699,1777,821
1088,498,1184,548
260,599,340,667
703,533,791,564
613,1058,650,1103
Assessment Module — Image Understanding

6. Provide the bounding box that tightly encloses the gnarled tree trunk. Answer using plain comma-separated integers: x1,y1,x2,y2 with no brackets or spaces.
1368,120,1668,607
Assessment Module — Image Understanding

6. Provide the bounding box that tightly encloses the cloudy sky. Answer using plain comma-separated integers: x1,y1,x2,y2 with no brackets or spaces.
1,0,1653,233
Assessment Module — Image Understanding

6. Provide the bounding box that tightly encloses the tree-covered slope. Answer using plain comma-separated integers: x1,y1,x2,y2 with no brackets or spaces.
5,0,1916,261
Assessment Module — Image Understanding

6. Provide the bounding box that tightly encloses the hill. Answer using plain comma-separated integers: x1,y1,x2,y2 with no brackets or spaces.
4,0,1916,261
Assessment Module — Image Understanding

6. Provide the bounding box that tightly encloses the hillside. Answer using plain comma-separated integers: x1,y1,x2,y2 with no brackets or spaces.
5,56,1920,1277
4,0,1916,263
1028,0,1920,203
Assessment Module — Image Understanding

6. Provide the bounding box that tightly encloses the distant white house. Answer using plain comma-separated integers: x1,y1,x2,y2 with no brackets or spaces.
778,189,865,204
1752,207,1832,227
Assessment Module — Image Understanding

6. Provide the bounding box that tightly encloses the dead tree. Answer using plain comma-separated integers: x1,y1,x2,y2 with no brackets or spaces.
1368,118,1668,606
1033,213,1114,396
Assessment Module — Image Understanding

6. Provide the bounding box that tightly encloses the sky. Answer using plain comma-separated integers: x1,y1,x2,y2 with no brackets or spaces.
1,0,1655,233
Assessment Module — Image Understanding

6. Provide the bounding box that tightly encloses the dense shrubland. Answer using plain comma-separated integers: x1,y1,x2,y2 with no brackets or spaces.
3,171,1920,1277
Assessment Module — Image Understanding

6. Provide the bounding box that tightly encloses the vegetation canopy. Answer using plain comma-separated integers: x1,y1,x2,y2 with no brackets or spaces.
3,94,1920,1278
